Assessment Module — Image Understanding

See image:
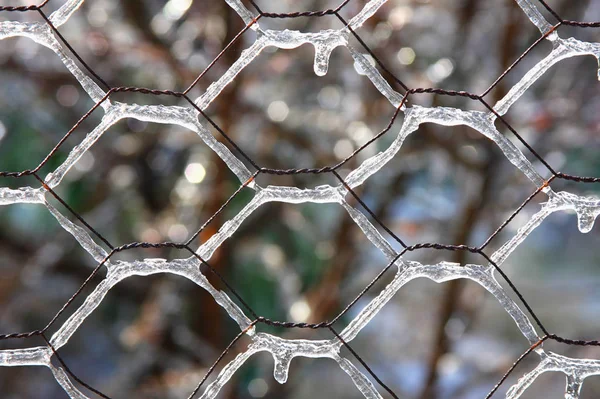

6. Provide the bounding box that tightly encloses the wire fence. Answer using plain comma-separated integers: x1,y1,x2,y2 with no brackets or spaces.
0,0,600,398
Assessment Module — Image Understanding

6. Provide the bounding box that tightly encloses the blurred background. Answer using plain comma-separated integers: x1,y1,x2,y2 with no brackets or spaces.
1,0,600,398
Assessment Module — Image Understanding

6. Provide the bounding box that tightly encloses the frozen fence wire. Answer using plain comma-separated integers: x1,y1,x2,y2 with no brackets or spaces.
0,0,600,398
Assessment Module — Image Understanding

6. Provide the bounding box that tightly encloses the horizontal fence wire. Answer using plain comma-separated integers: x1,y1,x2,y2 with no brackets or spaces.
0,0,599,398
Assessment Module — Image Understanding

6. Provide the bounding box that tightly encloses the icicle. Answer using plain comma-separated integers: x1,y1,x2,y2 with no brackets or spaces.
1,0,599,397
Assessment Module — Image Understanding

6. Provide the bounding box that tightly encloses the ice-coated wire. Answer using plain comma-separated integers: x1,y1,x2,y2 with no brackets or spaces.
0,0,600,398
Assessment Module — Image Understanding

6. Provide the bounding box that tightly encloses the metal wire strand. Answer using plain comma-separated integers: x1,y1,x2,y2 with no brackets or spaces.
0,1,599,398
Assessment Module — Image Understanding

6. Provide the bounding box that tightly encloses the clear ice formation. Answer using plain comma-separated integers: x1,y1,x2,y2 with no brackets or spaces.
0,0,599,398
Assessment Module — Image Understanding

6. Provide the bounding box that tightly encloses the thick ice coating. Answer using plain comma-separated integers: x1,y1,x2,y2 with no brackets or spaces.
0,0,599,398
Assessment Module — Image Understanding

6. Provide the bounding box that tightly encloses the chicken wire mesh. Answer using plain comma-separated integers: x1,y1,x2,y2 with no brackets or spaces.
0,0,600,398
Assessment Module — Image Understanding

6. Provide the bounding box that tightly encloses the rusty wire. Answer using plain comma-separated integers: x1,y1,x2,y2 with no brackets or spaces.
0,1,599,398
